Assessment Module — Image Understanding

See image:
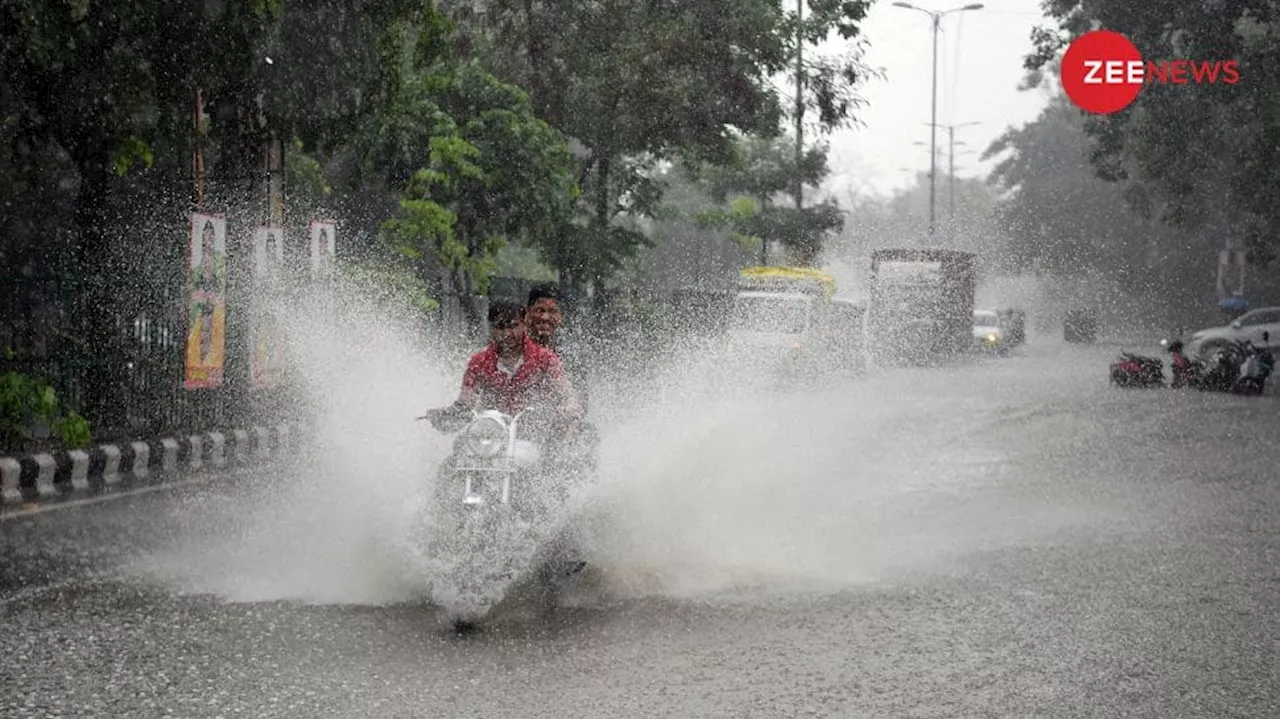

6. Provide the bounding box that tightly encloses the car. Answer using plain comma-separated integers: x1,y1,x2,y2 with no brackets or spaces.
1186,306,1280,359
973,309,1007,354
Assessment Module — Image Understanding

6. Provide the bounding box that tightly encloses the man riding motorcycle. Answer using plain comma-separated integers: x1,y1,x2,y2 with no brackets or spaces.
425,300,590,472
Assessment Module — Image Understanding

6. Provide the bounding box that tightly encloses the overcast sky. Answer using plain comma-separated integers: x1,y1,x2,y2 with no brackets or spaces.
814,0,1059,202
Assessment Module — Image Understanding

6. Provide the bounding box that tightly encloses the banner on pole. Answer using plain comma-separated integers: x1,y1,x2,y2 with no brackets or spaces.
250,226,287,390
309,220,336,281
184,212,228,389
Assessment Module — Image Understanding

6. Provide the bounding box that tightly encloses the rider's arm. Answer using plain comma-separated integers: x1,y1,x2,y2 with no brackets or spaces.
456,357,482,410
544,354,584,421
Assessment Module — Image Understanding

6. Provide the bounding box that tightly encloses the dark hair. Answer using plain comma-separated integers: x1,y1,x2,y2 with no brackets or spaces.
488,300,524,325
527,283,561,307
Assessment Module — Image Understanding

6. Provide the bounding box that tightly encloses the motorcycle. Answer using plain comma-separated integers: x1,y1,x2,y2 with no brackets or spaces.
412,404,592,631
1231,336,1274,396
1198,341,1248,393
1161,338,1206,389
1110,351,1164,387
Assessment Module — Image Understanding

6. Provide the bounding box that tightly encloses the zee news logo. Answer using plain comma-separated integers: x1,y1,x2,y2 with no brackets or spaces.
1062,30,1242,114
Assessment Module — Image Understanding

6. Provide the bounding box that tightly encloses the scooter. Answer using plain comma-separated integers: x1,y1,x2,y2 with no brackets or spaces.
1231,333,1274,396
1161,338,1206,389
1110,351,1164,388
1199,341,1249,393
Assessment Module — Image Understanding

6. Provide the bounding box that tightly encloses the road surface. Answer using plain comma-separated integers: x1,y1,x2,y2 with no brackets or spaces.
3,337,1279,718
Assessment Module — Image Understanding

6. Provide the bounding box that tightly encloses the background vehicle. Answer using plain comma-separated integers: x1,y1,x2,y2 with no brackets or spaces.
1232,334,1274,395
729,266,864,379
1186,306,1280,359
1198,342,1247,393
1110,352,1164,387
865,249,977,364
997,308,1026,346
972,309,1006,354
1162,338,1206,389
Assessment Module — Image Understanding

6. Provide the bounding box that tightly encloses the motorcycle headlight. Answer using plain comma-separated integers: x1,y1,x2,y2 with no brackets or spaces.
463,416,507,458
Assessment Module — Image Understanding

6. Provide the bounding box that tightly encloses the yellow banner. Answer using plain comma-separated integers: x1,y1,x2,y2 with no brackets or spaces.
184,212,228,389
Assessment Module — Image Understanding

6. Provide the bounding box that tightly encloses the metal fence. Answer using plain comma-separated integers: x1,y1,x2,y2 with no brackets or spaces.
1,265,293,453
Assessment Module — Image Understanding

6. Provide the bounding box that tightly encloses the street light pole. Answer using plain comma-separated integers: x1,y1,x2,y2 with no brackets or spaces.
929,11,939,240
948,126,956,228
891,2,984,244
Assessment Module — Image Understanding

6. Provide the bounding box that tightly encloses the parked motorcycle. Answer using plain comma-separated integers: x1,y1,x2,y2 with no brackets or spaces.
1198,341,1249,393
1232,333,1274,395
412,405,592,631
1161,338,1206,389
1110,351,1164,387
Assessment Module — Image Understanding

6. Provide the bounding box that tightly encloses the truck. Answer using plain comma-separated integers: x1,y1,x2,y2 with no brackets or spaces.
865,249,977,364
729,266,865,379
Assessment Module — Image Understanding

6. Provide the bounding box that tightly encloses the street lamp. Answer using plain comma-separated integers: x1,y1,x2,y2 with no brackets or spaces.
891,2,984,242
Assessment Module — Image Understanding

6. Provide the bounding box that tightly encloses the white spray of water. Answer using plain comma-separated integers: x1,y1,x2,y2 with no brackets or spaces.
138,273,1095,609
141,280,461,604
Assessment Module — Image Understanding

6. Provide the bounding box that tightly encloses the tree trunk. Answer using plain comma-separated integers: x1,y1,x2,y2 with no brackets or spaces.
591,153,612,283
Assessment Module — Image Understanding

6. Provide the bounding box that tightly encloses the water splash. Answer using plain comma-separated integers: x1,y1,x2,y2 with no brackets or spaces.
136,277,1099,611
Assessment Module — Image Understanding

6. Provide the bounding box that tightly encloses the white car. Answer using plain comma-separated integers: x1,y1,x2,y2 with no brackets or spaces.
972,309,1006,354
1186,306,1280,358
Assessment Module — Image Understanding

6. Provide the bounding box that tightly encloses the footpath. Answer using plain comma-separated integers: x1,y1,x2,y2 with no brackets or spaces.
0,423,298,519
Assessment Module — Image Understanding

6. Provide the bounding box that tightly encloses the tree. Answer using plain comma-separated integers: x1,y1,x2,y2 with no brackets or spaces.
0,0,433,424
981,94,1221,324
357,45,576,325
1024,0,1280,267
688,133,845,266
444,0,875,290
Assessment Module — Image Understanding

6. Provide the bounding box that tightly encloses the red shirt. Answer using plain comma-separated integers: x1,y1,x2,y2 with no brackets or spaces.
460,336,570,414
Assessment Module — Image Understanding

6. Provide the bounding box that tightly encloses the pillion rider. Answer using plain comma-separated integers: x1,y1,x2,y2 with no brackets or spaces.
524,284,592,410
524,284,600,462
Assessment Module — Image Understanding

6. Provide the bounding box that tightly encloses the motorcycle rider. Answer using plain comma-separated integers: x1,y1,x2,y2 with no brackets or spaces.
426,300,583,432
525,284,599,467
525,284,590,406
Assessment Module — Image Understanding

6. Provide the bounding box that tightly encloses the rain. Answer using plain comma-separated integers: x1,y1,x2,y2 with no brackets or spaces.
3,1,1280,717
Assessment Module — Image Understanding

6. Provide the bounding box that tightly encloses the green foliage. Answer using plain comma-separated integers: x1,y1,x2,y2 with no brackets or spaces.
56,413,92,449
112,137,155,177
445,0,875,287
338,256,441,316
372,58,576,305
494,242,558,281
0,372,93,452
980,93,1218,317
683,133,844,265
285,139,332,199
1025,0,1280,263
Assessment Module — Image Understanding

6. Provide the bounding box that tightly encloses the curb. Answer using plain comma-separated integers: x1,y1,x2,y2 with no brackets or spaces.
0,422,300,514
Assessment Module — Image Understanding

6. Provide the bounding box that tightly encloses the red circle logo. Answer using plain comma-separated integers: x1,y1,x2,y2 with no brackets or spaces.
1060,30,1145,114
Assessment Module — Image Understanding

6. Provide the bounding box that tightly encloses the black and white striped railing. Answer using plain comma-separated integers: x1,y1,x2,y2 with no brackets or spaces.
0,423,299,512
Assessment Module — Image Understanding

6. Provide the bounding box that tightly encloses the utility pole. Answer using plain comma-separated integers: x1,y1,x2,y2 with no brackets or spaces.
920,121,978,242
928,11,938,240
782,0,805,268
892,2,984,244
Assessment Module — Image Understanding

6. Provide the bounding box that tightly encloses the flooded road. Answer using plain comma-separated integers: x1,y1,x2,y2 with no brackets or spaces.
4,337,1279,718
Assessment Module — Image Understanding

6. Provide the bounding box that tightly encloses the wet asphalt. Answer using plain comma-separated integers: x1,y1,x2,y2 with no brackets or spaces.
3,336,1279,718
